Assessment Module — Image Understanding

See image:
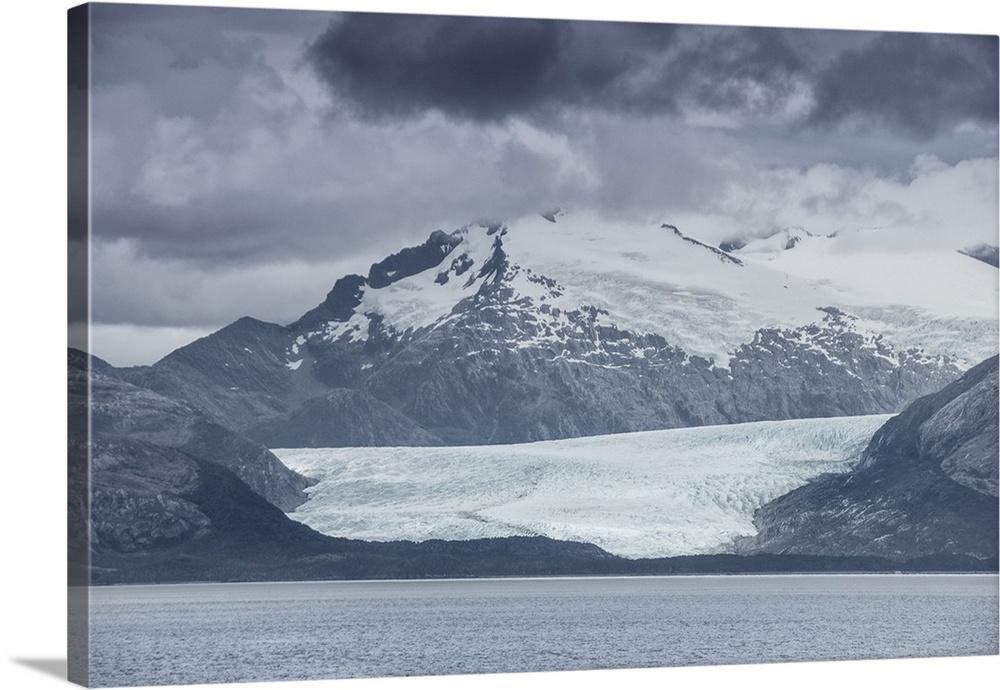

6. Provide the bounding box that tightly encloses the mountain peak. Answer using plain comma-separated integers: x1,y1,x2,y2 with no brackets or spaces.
541,207,569,223
366,228,464,289
959,243,1000,268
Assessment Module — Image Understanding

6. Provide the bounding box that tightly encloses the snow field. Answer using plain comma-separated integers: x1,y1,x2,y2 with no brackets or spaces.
274,414,891,559
313,213,998,368
507,212,998,365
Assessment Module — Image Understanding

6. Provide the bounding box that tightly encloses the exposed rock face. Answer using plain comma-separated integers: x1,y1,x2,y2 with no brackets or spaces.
77,350,313,511
347,299,955,445
120,225,965,448
86,430,359,583
738,355,999,560
71,348,337,579
247,389,443,448
664,223,744,265
960,243,1000,268
294,274,368,330
90,435,211,552
726,309,960,423
124,317,327,433
367,228,463,288
921,371,999,496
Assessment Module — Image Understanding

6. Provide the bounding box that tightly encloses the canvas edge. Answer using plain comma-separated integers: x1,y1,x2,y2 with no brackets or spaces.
54,3,1000,689
67,3,91,687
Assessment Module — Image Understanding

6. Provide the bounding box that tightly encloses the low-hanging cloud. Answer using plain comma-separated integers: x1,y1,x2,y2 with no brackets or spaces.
307,13,998,139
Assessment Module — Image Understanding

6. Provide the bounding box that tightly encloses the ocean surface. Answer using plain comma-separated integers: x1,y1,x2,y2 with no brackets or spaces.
87,574,999,687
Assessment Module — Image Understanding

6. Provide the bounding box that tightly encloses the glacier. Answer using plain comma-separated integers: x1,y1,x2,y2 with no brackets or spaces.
274,414,891,559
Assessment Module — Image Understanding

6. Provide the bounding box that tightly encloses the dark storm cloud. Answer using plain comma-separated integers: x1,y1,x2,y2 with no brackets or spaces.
665,27,805,113
306,13,685,122
307,15,817,121
304,14,820,121
309,15,557,120
809,33,999,139
306,14,998,138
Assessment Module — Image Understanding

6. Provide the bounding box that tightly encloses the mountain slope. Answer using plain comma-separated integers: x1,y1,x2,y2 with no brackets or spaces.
738,354,999,560
70,350,638,583
124,317,327,433
86,430,633,584
124,213,992,446
74,349,314,511
247,388,443,447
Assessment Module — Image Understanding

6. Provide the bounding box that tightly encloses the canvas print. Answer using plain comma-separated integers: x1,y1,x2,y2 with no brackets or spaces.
67,2,999,687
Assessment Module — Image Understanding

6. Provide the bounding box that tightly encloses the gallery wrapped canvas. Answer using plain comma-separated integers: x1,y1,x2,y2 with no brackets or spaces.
67,1,998,687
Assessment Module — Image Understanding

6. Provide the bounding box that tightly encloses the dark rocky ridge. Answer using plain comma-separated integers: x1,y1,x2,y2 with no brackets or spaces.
123,317,327,433
738,355,999,560
959,243,1000,268
664,223,743,265
726,309,956,422
367,228,463,288
292,230,464,330
84,429,378,582
294,273,367,330
75,349,313,511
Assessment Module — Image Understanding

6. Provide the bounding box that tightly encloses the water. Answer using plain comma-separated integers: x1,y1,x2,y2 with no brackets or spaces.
87,574,999,687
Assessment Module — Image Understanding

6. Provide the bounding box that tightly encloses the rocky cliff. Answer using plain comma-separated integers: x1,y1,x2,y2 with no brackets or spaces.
738,355,999,560
73,349,313,511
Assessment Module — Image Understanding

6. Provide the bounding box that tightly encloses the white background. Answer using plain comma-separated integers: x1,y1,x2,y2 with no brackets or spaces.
2,1,997,689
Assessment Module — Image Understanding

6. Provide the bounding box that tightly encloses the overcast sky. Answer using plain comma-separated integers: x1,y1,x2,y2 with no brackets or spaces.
77,1,999,366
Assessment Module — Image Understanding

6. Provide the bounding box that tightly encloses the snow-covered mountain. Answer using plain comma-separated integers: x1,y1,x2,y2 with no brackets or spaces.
296,211,997,368
730,226,998,362
275,414,890,558
78,212,999,573
124,211,996,446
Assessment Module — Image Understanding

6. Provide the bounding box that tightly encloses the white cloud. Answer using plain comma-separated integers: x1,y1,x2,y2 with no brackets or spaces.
90,238,366,333
89,324,219,368
680,155,999,248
